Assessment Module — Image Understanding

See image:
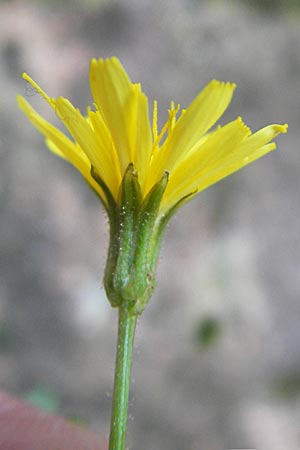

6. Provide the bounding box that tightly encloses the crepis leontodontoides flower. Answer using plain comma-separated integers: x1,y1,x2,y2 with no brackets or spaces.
18,57,287,313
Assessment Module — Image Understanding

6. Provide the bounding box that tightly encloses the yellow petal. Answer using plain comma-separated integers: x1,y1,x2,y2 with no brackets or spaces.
22,73,56,109
149,80,236,184
21,72,123,199
45,138,67,159
90,57,152,189
238,123,288,153
89,57,133,174
18,95,86,166
163,117,250,208
126,84,152,191
87,108,122,193
54,97,120,198
17,95,105,201
163,122,287,210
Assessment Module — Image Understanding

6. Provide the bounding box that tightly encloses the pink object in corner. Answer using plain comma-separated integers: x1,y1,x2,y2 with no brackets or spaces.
0,391,106,450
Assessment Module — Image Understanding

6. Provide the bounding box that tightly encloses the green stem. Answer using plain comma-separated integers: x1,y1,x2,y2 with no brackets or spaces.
109,306,137,450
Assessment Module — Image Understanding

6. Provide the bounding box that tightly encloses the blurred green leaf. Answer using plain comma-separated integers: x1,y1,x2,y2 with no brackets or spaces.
234,0,300,14
194,316,221,348
274,372,300,399
67,415,89,428
24,386,60,413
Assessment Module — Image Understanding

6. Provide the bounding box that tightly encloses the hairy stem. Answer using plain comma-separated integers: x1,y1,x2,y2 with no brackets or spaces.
108,306,137,450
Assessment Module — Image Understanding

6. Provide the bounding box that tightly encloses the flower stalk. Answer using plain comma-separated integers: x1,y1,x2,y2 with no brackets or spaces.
109,306,137,450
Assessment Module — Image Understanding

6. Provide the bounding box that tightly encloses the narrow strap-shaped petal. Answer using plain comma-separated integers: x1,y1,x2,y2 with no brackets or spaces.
44,138,71,159
163,122,287,211
21,73,121,200
87,108,123,193
54,97,120,199
170,80,236,157
89,57,133,175
46,139,107,203
126,84,152,192
148,80,236,185
163,117,249,208
22,73,56,109
18,96,88,167
17,95,105,202
238,123,288,154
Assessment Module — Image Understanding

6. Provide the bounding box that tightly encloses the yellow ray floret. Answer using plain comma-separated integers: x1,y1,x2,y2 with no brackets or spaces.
18,57,288,214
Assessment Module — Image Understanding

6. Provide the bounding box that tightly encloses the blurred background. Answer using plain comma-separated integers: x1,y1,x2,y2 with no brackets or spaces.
0,0,299,449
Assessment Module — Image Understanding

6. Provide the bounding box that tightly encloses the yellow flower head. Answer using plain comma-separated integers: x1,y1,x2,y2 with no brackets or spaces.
18,57,288,313
17,57,287,216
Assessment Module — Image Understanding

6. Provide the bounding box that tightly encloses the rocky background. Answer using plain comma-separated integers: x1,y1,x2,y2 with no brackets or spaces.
0,1,299,449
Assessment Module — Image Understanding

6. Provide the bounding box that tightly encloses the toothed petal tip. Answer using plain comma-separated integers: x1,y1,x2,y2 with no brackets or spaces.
275,123,288,133
236,116,252,135
210,79,237,90
91,56,120,65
